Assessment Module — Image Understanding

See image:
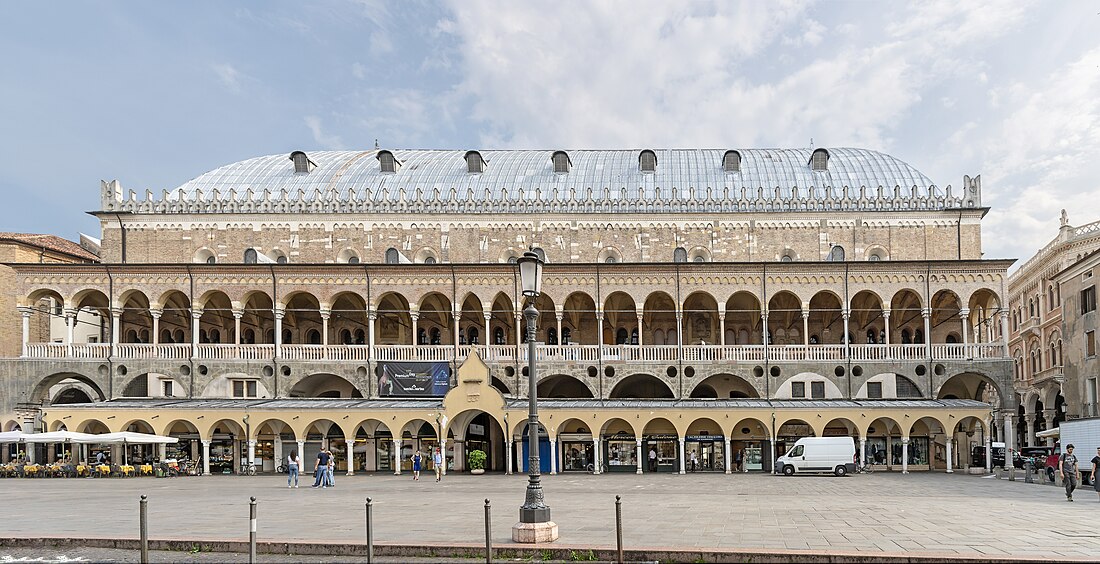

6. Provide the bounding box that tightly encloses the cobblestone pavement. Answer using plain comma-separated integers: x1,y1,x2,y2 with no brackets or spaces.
1,471,1098,560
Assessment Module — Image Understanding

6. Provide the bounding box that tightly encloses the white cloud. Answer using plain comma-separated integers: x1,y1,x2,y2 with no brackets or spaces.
211,63,244,94
305,116,346,150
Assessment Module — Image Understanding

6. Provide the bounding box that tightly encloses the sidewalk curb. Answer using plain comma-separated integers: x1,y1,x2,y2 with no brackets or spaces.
0,536,1088,563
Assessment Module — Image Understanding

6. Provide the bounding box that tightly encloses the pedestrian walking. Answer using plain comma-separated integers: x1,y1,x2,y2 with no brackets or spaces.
412,450,422,480
735,449,744,472
325,448,335,488
1059,444,1080,501
648,447,657,472
312,447,331,489
287,450,300,488
1091,446,1100,503
689,450,698,472
433,447,444,482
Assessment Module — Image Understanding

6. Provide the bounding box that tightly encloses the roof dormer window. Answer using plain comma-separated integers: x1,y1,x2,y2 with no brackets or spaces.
639,150,657,173
377,150,400,173
551,151,571,173
465,151,486,173
723,150,741,173
810,148,829,172
289,151,315,174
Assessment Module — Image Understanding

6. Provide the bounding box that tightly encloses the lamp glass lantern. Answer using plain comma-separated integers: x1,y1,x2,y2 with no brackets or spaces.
517,250,543,297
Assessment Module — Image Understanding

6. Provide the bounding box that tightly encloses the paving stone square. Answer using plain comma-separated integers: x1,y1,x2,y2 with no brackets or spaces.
2,471,1099,560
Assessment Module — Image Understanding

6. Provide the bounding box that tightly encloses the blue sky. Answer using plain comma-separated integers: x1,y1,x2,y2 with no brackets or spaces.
1,0,1098,263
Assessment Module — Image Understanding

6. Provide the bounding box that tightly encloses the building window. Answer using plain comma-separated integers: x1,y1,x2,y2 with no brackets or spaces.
722,150,741,173
385,248,399,264
810,148,829,171
244,248,258,264
276,255,288,264
673,247,687,263
810,381,825,399
551,151,571,173
465,151,486,173
162,380,173,397
867,381,883,399
791,381,806,398
232,380,258,398
424,256,436,264
1081,286,1096,314
780,254,794,263
605,256,618,264
289,151,315,174
378,150,399,173
693,256,705,263
827,246,845,262
1087,330,1096,358
639,150,656,173
895,374,922,398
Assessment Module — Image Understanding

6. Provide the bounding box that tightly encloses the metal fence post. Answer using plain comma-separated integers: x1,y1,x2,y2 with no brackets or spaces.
615,495,623,564
484,498,492,564
139,494,148,564
366,497,373,564
248,496,257,564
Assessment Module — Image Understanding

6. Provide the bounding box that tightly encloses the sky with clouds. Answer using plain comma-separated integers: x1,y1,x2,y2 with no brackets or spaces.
1,0,1097,265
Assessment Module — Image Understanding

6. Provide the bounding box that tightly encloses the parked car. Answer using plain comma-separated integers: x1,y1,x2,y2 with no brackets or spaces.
1019,446,1052,473
970,443,1024,469
776,437,856,476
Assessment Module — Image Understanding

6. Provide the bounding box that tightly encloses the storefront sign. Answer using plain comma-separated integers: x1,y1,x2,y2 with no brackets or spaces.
379,362,451,397
468,423,485,436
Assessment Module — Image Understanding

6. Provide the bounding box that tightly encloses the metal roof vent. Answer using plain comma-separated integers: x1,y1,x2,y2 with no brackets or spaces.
639,150,657,173
723,150,741,173
289,151,316,174
551,151,571,174
465,151,486,173
377,150,401,173
810,148,829,172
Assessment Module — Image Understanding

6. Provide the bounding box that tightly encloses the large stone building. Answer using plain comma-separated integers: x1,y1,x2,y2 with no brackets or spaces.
1053,250,1100,420
1,148,1014,476
1005,212,1100,446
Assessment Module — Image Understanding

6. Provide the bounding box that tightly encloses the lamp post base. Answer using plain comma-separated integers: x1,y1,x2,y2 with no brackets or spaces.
511,520,559,543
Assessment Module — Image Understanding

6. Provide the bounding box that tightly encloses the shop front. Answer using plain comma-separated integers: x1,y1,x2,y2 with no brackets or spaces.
558,433,593,472
603,432,638,472
685,435,723,472
208,435,236,474
643,434,678,472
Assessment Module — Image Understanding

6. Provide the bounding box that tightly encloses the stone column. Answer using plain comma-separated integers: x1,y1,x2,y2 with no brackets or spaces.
225,310,239,347
19,307,32,357
801,310,810,346
1002,413,1014,453
483,312,491,349
201,440,211,476
596,311,605,351
882,310,891,346
768,435,776,473
723,436,732,475
346,439,355,475
274,309,285,358
440,438,447,476
150,309,161,348
453,311,461,348
247,439,256,466
1025,415,1036,447
922,308,932,358
190,309,202,352
273,440,282,474
718,313,726,347
678,437,686,474
514,439,522,473
320,309,331,358
859,438,867,468
945,438,953,473
549,438,557,475
960,308,970,357
506,440,513,475
296,440,305,471
410,311,420,345
999,311,1010,356
636,438,644,475
556,313,564,347
593,437,601,474
675,310,683,347
901,438,909,474
393,438,401,475
638,312,646,346
367,311,377,353
111,307,123,352
984,424,992,473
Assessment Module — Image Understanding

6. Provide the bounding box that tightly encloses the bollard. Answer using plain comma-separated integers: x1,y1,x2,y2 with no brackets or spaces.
615,495,623,564
365,497,373,564
1025,460,1034,483
248,496,257,564
484,498,492,564
1009,460,1016,481
139,494,148,564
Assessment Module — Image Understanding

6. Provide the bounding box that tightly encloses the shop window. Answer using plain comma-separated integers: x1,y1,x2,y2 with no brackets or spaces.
810,381,825,399
1081,286,1096,314
791,381,806,398
867,381,883,399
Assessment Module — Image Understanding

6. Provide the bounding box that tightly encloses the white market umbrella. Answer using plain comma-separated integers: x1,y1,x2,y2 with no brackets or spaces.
0,431,25,444
21,431,98,461
71,432,178,465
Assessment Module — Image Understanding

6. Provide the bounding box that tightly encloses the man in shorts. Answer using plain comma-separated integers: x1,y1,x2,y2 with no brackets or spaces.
1058,444,1080,502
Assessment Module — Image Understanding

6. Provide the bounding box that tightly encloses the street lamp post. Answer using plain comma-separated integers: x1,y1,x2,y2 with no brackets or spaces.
512,249,558,543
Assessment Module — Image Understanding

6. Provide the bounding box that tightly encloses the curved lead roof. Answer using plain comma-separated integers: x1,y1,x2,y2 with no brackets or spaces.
174,148,940,203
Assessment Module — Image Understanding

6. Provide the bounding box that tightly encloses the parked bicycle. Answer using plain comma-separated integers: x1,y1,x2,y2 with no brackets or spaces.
239,460,257,476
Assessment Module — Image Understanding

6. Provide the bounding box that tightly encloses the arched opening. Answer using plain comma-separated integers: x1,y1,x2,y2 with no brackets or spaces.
375,293,412,345
908,416,948,471
865,417,903,469
930,290,962,345
937,372,1002,408
685,417,724,472
603,292,637,347
331,292,369,346
537,374,594,398
32,372,106,405
558,418,595,472
251,418,294,473
163,420,200,469
240,291,274,344
418,292,454,346
207,418,246,474
562,292,597,345
398,419,437,473
288,373,364,398
447,410,506,472
731,418,771,472
488,292,515,345
282,292,322,346
766,291,801,346
776,419,815,458
609,374,674,399
950,416,990,470
968,289,1003,344
849,290,885,344
458,293,484,345
196,290,232,344
807,291,843,345
302,419,349,473
724,291,762,345
889,289,923,345
118,290,152,343
349,419,393,473
642,417,678,472
690,373,759,398
683,292,719,345
643,291,677,345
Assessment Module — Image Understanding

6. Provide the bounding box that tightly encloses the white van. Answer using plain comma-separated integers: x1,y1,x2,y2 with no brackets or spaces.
776,437,856,476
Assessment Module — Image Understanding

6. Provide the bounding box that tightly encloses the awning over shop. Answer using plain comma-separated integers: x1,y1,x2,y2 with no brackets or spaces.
1036,427,1060,439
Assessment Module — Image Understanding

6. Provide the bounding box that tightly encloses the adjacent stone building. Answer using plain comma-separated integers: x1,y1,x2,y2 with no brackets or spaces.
2,148,1015,476
1053,249,1100,420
